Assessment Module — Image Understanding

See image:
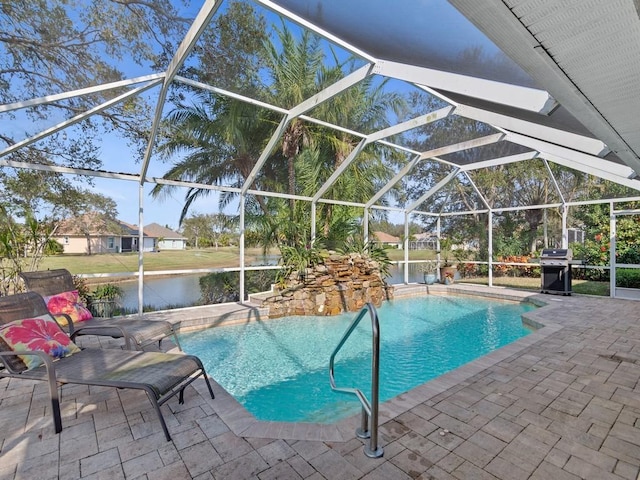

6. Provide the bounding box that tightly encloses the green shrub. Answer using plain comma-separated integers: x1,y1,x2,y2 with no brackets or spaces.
199,272,239,304
277,241,324,286
616,268,640,288
476,264,489,277
571,240,610,281
199,270,277,304
88,283,124,317
91,283,123,300
72,275,92,305
44,240,64,255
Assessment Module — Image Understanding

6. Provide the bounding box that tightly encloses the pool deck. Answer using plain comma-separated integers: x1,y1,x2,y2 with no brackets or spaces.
2,284,640,479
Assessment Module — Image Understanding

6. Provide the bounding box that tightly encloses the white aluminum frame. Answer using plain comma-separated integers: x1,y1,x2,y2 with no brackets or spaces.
2,0,640,307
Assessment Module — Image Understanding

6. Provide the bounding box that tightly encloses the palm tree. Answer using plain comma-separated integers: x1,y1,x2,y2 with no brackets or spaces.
261,27,407,245
261,24,325,213
152,93,275,224
309,68,407,240
154,20,406,249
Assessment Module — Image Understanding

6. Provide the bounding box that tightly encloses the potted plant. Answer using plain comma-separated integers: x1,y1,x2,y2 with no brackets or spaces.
421,262,437,285
89,283,123,318
442,269,455,285
437,237,457,283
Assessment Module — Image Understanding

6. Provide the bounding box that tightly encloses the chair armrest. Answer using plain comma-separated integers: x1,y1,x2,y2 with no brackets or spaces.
56,312,76,334
0,350,53,375
0,350,62,434
70,324,135,350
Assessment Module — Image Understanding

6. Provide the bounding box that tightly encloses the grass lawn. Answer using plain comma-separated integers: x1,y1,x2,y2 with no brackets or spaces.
386,249,438,261
39,247,273,274
41,246,428,275
461,276,609,296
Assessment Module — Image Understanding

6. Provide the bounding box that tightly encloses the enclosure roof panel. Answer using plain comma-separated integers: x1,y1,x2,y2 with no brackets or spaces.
270,0,640,176
269,0,536,86
448,0,640,174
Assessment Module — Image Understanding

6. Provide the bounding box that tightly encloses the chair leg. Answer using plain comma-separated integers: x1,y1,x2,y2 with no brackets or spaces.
193,361,215,400
154,401,172,442
50,392,62,434
49,376,62,433
144,370,212,442
145,389,172,442
44,361,63,433
172,331,182,351
203,373,215,400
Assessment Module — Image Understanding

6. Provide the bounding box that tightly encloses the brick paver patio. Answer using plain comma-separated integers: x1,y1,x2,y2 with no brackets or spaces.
1,285,639,479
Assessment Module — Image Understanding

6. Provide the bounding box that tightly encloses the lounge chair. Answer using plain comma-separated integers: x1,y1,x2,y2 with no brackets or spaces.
20,269,181,351
0,291,214,441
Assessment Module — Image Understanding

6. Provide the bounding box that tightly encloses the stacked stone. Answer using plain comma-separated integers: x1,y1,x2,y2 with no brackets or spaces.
263,252,393,318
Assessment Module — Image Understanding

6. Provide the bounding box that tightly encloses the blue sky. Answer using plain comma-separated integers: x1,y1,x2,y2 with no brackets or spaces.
90,136,224,230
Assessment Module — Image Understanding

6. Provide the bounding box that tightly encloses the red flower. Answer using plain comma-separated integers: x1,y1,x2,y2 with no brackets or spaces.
600,246,607,252
3,318,71,355
594,234,602,242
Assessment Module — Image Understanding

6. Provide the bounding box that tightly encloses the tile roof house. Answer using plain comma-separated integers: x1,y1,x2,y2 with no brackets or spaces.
143,223,187,250
53,215,143,255
372,231,402,249
52,216,185,254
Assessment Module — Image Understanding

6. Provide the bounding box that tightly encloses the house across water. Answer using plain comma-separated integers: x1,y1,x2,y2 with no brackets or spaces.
53,215,186,254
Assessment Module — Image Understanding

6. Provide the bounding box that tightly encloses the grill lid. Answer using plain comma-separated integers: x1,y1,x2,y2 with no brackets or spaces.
541,248,573,260
541,248,573,261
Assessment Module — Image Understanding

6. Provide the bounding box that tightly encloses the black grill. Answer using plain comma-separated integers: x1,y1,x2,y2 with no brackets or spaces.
540,248,573,295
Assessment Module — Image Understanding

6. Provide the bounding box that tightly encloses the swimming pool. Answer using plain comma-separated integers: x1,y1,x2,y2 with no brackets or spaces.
180,295,535,423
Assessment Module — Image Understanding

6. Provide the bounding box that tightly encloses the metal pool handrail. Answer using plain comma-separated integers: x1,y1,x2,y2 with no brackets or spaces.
329,302,383,458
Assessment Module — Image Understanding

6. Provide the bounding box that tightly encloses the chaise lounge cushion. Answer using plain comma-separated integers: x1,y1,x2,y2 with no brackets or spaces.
0,315,81,370
43,290,93,326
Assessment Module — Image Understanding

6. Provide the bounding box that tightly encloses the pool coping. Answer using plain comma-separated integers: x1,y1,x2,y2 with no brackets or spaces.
185,283,561,443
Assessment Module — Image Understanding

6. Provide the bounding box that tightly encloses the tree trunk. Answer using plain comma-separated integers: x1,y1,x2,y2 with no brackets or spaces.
288,156,296,215
543,209,548,248
323,204,333,238
85,234,92,255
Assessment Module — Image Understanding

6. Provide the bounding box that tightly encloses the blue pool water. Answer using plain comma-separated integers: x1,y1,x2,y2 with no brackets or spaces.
180,296,535,423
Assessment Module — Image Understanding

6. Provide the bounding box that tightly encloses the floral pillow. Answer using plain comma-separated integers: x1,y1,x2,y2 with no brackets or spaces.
0,315,81,370
43,290,93,326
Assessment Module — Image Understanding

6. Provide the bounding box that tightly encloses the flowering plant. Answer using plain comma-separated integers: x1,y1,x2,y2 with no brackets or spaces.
442,270,454,285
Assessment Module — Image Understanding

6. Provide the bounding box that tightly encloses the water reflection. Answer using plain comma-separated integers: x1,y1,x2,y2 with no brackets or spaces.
120,274,205,310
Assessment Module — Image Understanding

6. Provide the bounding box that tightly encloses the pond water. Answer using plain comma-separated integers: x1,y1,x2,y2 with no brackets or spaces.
119,263,426,311
120,274,204,310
